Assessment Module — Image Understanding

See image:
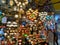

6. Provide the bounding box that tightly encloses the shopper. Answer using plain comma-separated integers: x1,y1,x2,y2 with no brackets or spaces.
48,30,54,45
53,30,58,45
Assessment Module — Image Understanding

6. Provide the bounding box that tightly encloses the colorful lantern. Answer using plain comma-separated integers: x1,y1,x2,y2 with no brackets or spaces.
22,21,26,26
23,34,28,37
26,9,38,21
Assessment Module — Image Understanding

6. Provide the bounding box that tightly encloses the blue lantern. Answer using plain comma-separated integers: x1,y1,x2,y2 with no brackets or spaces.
2,17,7,24
22,21,26,26
0,29,4,35
0,28,4,40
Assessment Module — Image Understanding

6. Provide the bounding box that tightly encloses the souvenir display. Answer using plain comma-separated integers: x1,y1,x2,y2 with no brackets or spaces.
26,9,38,21
39,12,48,22
44,14,55,30
0,0,55,45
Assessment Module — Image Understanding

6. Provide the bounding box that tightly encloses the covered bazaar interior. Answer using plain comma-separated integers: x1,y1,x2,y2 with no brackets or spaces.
0,0,60,45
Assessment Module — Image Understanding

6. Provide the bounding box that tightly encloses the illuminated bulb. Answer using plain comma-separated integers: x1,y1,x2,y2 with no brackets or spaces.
15,14,18,18
17,4,20,6
13,22,17,24
14,0,17,2
14,6,17,11
13,37,15,38
7,21,11,24
2,13,5,15
25,1,28,4
34,20,37,22
7,36,10,38
20,5,22,8
29,8,32,11
15,1,18,4
19,43,21,45
10,33,13,35
4,33,7,36
19,2,21,5
10,0,14,6
23,3,25,6
31,41,33,44
23,16,26,18
2,0,6,3
14,0,18,4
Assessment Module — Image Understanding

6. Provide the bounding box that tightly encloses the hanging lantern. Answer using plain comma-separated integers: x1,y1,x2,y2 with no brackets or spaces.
9,0,14,6
14,6,17,11
22,21,26,26
23,34,28,37
19,8,24,14
26,9,38,21
15,14,19,18
2,0,6,4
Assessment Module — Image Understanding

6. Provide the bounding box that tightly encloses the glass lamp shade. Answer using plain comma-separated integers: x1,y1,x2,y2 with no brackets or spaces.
9,0,14,6
2,0,6,3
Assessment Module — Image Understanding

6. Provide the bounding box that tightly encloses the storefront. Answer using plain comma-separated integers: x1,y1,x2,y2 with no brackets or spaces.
0,0,58,45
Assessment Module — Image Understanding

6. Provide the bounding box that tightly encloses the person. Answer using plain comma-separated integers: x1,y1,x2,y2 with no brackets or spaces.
48,30,54,45
39,28,48,45
53,30,58,45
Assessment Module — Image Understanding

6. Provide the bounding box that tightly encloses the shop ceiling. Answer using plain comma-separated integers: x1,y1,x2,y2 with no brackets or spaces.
51,0,60,11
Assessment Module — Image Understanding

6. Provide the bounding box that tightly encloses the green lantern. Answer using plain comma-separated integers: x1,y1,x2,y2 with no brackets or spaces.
23,34,28,37
31,14,35,18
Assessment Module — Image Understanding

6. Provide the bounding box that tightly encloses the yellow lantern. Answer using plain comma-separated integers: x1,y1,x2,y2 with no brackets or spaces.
10,0,14,6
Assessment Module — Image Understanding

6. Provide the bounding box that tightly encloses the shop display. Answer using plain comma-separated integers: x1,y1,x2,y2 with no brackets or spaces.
6,21,18,30
0,0,55,45
44,15,55,30
39,12,47,22
46,15,53,21
26,9,38,21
